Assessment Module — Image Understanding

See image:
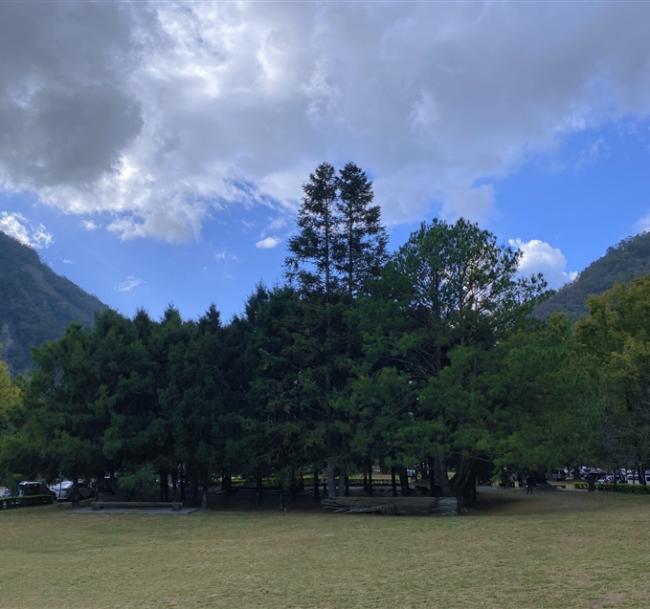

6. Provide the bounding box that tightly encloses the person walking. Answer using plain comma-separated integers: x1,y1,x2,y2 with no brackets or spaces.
525,475,535,495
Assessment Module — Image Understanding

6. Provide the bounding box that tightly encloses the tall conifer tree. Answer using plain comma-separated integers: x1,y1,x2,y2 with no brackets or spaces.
335,162,387,298
285,162,339,299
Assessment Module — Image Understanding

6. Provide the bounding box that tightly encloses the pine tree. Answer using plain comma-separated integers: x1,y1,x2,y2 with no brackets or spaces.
335,162,387,299
285,162,339,299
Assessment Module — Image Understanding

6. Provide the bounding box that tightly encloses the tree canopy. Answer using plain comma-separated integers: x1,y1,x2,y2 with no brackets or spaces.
2,162,648,504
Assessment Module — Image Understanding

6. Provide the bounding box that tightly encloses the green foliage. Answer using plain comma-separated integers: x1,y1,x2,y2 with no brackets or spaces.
596,483,650,494
489,316,599,472
4,162,646,506
115,464,158,500
575,482,650,494
0,358,21,421
576,276,650,470
360,218,548,499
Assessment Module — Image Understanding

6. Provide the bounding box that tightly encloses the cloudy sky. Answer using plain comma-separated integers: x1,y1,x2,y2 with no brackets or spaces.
1,1,650,320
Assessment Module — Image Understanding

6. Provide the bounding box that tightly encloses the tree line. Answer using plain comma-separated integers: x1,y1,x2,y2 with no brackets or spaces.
1,162,648,505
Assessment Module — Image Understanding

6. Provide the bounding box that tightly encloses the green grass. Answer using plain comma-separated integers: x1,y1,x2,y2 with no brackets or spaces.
1,489,649,609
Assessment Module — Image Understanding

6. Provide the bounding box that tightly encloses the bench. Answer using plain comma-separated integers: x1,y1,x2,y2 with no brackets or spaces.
91,501,183,511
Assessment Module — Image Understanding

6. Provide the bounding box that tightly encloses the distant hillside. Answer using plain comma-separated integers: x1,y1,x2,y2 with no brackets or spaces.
0,232,107,374
535,231,650,320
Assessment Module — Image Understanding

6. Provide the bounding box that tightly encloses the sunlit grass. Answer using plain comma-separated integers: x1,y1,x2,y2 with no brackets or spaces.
1,489,648,609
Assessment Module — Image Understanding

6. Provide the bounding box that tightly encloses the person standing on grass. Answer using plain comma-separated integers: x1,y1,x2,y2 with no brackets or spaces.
525,475,535,495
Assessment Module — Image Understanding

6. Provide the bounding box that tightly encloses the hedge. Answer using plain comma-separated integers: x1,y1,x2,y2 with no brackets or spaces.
597,483,650,494
573,482,650,494
1,494,54,509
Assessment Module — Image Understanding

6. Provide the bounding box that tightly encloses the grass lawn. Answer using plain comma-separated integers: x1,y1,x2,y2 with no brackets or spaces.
1,488,649,609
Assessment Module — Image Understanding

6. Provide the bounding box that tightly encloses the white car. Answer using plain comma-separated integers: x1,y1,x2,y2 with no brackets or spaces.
48,480,92,501
49,480,74,501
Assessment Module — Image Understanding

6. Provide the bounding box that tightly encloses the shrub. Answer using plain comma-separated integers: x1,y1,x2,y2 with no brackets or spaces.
115,465,159,500
574,481,650,494
597,483,650,494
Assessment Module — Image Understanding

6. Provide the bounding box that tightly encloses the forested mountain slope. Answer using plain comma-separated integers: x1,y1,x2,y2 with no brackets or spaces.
0,232,106,374
535,231,650,320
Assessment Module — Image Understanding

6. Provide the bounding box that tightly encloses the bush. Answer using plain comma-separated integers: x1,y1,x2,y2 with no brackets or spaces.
574,481,650,494
115,465,159,500
597,483,650,494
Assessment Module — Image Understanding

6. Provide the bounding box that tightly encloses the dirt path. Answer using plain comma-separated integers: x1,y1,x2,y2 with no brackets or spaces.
472,484,626,517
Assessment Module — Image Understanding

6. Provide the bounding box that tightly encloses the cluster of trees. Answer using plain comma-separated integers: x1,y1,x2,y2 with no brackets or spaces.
1,162,648,505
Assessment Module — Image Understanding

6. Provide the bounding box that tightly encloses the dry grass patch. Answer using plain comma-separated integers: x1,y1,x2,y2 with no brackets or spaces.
1,489,649,609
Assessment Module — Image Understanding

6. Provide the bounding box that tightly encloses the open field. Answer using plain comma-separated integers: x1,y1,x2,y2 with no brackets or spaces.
1,488,649,609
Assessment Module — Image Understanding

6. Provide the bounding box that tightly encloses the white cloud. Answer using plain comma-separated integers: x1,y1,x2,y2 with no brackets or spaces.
215,248,238,262
266,215,289,232
116,275,144,293
636,211,650,233
82,219,99,231
0,211,53,248
256,236,281,249
2,3,650,240
509,238,577,289
62,258,74,265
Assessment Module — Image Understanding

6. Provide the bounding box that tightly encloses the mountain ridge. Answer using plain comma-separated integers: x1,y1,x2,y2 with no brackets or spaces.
535,231,650,320
0,231,107,374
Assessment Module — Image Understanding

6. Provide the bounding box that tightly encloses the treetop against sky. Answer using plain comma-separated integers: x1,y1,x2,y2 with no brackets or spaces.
1,2,650,320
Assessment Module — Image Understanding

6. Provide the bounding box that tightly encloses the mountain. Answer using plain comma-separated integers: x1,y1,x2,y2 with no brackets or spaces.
0,232,107,374
535,231,650,320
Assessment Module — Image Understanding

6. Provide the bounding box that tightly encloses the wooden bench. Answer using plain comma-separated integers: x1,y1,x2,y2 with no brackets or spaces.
92,501,183,511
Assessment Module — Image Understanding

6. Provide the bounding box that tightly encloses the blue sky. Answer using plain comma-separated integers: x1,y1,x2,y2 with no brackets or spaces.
1,3,650,321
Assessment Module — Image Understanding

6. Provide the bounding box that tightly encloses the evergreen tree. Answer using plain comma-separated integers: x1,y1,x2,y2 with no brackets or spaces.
335,162,387,298
286,162,339,299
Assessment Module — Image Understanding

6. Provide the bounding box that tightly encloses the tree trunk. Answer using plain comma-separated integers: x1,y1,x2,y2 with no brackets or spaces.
256,475,263,505
335,467,345,497
201,473,209,510
159,469,168,501
313,468,320,501
428,457,438,497
433,455,451,496
367,460,374,496
71,477,80,508
453,457,478,507
290,470,298,502
191,471,200,507
171,468,178,501
398,467,411,496
326,458,336,498
638,463,646,486
221,470,231,505
390,467,397,497
179,464,186,502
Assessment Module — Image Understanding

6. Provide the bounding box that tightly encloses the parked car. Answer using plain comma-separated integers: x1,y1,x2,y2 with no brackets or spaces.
48,480,92,502
18,481,55,498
